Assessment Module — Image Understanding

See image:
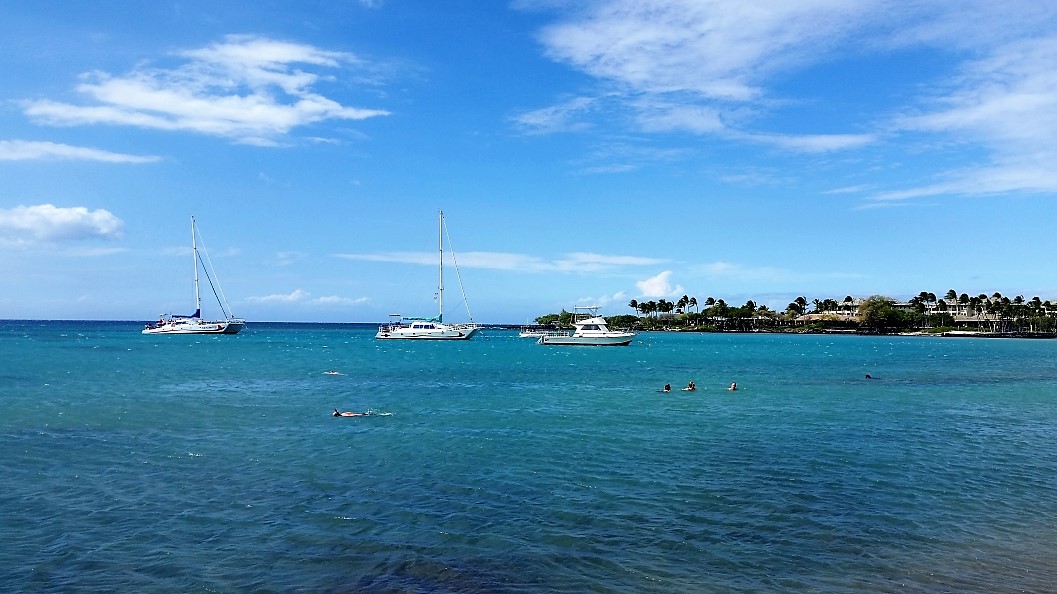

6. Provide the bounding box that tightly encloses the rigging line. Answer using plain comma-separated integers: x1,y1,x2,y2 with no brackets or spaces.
194,224,236,318
442,216,475,323
197,250,229,318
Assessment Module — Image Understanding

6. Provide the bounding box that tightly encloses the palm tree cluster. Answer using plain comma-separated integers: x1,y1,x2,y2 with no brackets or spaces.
627,296,699,319
608,289,1057,334
910,290,1057,333
621,295,782,332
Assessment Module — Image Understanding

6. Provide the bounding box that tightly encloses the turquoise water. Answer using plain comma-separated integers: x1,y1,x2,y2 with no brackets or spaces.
3,321,1057,593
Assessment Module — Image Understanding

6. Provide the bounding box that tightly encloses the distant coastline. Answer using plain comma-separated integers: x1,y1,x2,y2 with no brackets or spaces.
533,291,1057,338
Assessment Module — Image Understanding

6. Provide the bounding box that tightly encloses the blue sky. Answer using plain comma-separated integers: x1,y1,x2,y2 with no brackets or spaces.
3,1,1057,323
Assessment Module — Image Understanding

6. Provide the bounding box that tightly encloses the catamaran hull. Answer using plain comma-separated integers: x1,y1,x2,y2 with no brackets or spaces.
537,334,634,346
375,326,479,340
142,320,244,335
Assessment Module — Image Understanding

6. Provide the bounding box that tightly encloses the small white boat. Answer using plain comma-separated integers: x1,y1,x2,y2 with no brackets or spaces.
143,217,244,335
537,306,635,346
376,210,479,340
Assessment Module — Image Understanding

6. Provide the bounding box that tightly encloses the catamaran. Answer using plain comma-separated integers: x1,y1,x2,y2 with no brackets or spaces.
143,217,245,335
376,210,479,340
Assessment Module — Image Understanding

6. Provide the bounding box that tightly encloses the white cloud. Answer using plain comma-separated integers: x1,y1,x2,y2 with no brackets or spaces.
335,250,665,272
313,295,369,305
246,289,368,306
0,140,160,163
529,0,885,138
635,270,683,298
576,290,628,308
0,204,124,244
22,35,390,145
744,132,877,153
632,102,725,134
523,0,1057,185
539,1,853,101
248,289,310,303
884,35,1057,198
512,96,596,134
274,251,308,267
335,251,436,266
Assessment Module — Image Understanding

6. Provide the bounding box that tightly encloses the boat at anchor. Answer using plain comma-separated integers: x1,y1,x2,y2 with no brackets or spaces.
537,306,634,346
142,217,244,335
376,210,479,340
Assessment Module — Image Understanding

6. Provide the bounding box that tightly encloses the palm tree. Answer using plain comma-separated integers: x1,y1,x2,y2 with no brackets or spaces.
646,300,659,318
945,289,957,301
638,301,651,317
676,295,689,314
628,299,639,315
688,297,698,314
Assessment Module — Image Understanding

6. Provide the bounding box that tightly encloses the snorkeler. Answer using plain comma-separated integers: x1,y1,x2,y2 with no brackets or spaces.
333,408,366,417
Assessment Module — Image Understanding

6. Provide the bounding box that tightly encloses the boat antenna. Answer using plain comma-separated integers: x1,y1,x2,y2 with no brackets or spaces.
442,211,475,324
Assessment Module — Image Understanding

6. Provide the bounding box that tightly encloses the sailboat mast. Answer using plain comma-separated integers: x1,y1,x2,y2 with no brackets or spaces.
192,216,201,316
437,209,444,322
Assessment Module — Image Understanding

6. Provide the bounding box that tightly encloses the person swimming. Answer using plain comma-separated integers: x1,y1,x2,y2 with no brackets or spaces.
684,381,696,391
663,383,671,393
728,382,737,391
333,408,366,417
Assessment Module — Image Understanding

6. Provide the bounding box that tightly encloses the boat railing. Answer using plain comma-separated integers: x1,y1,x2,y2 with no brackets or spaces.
519,328,569,338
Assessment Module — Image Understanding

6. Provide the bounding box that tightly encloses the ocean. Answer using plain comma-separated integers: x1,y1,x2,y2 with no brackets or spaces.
3,320,1057,593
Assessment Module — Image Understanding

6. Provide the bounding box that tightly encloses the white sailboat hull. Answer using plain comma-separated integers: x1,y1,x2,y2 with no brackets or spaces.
376,324,479,340
142,318,245,335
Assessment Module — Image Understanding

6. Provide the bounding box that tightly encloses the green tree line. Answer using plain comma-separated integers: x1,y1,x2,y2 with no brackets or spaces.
535,290,1057,335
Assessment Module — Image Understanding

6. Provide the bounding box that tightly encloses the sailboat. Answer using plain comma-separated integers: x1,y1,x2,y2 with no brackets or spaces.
376,210,479,340
142,216,245,335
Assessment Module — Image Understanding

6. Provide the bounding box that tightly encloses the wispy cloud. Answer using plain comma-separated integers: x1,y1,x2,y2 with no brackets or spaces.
22,35,390,146
687,260,867,283
247,289,311,303
0,204,124,245
335,250,665,272
314,295,369,305
521,0,1057,199
743,132,877,153
0,140,160,162
575,290,627,308
512,96,596,134
882,35,1057,199
574,140,692,173
274,251,308,267
246,289,368,306
523,0,887,138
